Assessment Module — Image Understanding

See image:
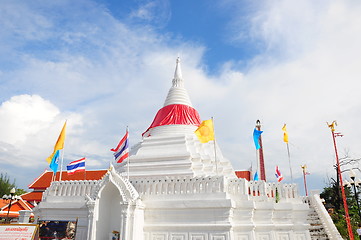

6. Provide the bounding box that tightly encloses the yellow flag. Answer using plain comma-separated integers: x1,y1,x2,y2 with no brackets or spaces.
195,119,215,143
282,124,288,143
46,121,67,163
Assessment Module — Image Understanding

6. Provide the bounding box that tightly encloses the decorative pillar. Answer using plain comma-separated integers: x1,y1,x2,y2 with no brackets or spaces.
256,120,266,181
121,203,129,239
127,204,136,240
18,210,32,223
86,199,96,240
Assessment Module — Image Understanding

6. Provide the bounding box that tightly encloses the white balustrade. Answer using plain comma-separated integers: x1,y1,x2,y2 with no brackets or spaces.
131,176,299,202
226,178,299,201
131,176,225,196
42,177,299,202
308,192,343,240
42,180,99,200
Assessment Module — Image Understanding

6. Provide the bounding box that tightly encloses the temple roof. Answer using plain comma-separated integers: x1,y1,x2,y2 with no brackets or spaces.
0,198,34,218
28,170,107,189
23,170,108,203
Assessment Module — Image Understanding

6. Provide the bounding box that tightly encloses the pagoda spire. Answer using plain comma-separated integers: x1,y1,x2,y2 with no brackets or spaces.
172,57,183,87
163,58,192,107
142,58,201,136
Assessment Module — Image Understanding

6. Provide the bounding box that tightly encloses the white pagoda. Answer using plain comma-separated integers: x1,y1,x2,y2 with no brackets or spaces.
34,58,341,240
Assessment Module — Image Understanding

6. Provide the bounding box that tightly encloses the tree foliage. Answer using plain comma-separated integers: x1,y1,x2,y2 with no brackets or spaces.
320,178,360,238
0,173,27,197
0,173,16,197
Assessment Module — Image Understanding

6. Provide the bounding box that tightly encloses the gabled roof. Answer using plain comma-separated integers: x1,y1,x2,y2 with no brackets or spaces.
0,198,34,217
21,191,43,202
0,199,10,209
235,170,251,181
28,170,107,189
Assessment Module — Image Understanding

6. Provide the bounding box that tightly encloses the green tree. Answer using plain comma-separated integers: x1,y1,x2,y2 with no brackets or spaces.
0,173,16,197
14,188,27,195
321,178,360,238
0,173,27,197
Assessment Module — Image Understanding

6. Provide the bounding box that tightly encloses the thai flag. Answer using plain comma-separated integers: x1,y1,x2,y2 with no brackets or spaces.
111,131,129,163
275,166,284,182
67,157,86,175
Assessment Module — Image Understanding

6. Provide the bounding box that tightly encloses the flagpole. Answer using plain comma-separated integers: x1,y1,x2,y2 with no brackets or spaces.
328,121,354,240
255,120,266,181
255,149,260,180
126,126,130,181
282,124,293,183
211,117,218,175
47,121,67,182
286,143,293,182
59,149,65,181
59,120,67,181
301,165,308,196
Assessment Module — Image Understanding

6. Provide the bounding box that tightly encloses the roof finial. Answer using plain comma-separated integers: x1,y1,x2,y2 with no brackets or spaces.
172,57,183,87
163,57,192,107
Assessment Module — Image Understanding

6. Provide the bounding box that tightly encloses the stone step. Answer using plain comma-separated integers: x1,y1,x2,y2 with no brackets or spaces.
307,204,330,240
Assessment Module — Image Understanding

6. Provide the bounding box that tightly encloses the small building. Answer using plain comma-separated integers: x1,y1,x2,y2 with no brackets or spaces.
0,198,34,223
22,170,107,204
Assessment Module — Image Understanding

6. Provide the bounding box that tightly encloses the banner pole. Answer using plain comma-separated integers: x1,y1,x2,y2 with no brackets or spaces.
211,117,218,175
59,120,67,181
328,121,354,239
127,126,130,181
286,143,293,182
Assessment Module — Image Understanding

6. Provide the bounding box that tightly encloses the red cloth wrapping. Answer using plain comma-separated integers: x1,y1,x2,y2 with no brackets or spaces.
143,104,201,136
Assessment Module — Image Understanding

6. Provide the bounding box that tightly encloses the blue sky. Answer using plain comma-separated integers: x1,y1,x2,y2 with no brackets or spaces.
1,0,361,194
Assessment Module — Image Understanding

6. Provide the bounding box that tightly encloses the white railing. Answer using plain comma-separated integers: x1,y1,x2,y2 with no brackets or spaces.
43,180,99,200
42,177,300,202
131,176,299,202
308,192,343,240
227,178,299,201
131,176,225,195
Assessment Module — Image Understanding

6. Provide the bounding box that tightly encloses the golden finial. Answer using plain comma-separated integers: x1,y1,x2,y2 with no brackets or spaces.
327,120,337,132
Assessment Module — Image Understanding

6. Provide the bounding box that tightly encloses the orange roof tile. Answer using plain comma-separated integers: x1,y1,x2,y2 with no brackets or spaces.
21,191,44,203
0,199,10,209
0,199,33,212
28,170,107,189
0,211,21,218
235,170,251,181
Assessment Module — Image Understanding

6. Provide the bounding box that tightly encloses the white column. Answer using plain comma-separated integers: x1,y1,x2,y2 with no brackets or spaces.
18,210,32,223
86,200,96,240
121,203,129,239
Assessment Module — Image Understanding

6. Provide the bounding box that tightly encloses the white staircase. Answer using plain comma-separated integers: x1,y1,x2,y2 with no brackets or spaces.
307,204,330,239
307,191,343,240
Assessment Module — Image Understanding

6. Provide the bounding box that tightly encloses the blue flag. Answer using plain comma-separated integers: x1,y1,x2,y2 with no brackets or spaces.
253,128,263,150
254,171,259,181
49,150,60,173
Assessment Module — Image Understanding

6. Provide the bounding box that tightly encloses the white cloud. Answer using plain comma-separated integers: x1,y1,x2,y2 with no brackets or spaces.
215,0,361,183
0,95,59,145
